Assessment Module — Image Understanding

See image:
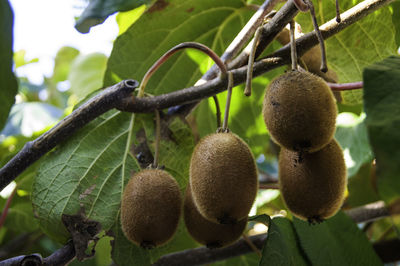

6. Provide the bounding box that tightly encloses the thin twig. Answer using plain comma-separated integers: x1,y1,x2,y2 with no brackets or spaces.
0,186,17,228
212,96,222,129
242,234,262,257
305,0,328,72
328,81,363,91
289,20,298,70
222,72,234,131
245,26,263,96
336,0,342,22
153,110,161,168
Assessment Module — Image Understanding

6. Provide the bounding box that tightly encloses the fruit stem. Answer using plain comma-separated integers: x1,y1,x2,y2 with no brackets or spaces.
328,81,363,91
336,0,342,23
152,109,161,168
0,185,17,228
222,72,234,132
212,95,222,129
289,20,298,71
245,25,263,96
137,42,227,98
305,0,328,73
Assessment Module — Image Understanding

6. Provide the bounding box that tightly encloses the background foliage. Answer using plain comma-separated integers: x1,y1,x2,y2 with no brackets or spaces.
0,0,400,265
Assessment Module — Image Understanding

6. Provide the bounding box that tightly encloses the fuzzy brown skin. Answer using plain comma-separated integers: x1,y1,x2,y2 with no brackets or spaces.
279,139,347,223
120,169,182,248
189,132,258,224
263,70,337,153
184,186,247,248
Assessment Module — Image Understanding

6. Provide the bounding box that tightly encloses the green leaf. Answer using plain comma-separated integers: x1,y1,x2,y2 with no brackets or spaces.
293,211,383,266
363,55,400,204
260,217,309,266
0,0,18,131
13,50,39,69
51,46,80,84
75,0,151,33
335,112,373,178
5,202,39,233
69,53,108,101
391,0,400,46
116,5,146,35
32,110,140,242
296,0,397,105
213,253,260,266
104,0,253,91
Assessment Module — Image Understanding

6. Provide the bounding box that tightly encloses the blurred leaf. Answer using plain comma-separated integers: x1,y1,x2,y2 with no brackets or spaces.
116,5,146,35
104,0,253,91
5,202,39,233
13,50,39,68
346,163,380,208
335,112,373,178
0,102,63,137
51,46,80,84
363,55,400,204
392,0,400,46
69,53,108,100
0,0,18,131
296,0,397,105
260,217,309,266
32,110,141,243
75,0,151,33
293,212,382,266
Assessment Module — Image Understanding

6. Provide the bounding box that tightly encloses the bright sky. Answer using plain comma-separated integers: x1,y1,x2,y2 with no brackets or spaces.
9,0,119,84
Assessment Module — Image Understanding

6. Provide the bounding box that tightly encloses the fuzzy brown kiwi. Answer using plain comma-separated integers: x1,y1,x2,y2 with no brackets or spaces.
279,139,347,223
189,132,258,225
120,168,182,249
263,70,337,153
184,185,247,248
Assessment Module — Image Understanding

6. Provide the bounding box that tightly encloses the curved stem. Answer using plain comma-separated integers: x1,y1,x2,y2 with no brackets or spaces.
152,110,161,168
245,26,263,96
289,20,298,70
0,186,17,228
242,233,262,257
328,81,363,91
138,42,227,98
222,72,234,132
212,96,222,129
305,0,328,72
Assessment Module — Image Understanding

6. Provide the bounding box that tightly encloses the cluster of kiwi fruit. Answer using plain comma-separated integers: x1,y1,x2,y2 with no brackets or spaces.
263,35,347,223
120,43,259,250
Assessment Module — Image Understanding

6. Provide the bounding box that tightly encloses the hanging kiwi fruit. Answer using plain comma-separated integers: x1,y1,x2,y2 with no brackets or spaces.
278,139,347,223
120,111,182,249
120,167,182,248
262,69,337,153
184,186,247,248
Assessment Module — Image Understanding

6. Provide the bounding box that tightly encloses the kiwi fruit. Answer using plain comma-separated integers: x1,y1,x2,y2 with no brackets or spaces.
189,132,258,224
184,185,247,248
279,139,347,223
263,70,337,153
120,168,182,248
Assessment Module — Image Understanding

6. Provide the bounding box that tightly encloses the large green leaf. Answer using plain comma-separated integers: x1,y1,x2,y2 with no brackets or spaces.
335,112,373,178
51,46,80,84
363,56,400,204
104,0,253,91
32,110,140,242
260,217,309,266
293,212,383,266
0,0,18,131
75,0,150,33
296,0,397,105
